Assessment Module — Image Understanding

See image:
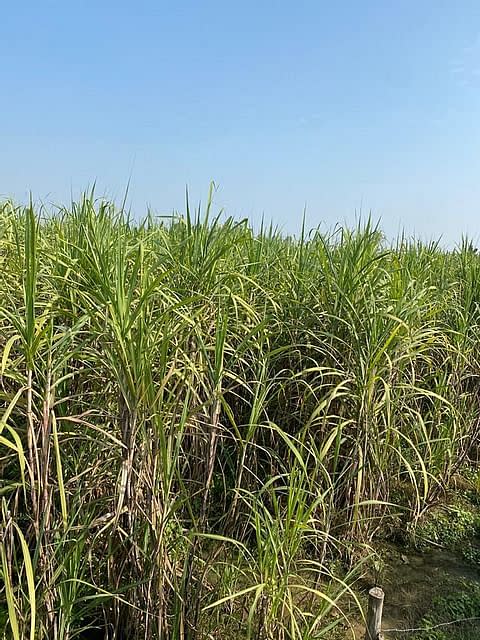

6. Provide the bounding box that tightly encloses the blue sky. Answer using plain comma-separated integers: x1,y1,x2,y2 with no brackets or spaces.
1,1,480,243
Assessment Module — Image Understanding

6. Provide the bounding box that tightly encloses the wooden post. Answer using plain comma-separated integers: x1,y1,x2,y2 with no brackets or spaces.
365,586,384,640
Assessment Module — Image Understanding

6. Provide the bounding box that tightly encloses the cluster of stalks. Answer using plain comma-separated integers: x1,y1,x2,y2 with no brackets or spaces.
0,188,479,639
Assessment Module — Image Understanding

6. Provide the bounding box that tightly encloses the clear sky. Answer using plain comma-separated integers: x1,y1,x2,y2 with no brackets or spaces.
2,1,480,243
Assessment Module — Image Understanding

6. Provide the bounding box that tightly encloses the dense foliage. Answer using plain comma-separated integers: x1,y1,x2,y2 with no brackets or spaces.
1,189,479,639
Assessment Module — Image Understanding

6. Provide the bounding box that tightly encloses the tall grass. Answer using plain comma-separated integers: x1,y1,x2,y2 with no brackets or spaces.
0,190,479,639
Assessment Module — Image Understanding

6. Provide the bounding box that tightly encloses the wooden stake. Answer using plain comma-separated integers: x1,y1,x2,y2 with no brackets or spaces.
365,586,384,640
